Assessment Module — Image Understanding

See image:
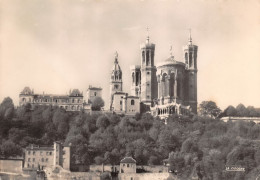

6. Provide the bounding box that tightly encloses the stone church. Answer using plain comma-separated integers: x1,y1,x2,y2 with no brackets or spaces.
110,32,198,118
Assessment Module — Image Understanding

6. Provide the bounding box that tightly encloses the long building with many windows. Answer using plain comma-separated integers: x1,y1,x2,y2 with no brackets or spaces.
19,87,84,111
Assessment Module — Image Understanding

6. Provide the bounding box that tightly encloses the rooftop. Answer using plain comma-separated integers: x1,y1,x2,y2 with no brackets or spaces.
120,157,136,164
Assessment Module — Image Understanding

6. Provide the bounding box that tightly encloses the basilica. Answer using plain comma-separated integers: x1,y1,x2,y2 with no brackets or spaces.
109,32,198,118
19,32,198,119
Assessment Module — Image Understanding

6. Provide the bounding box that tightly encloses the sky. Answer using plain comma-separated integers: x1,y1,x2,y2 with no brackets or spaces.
1,0,260,110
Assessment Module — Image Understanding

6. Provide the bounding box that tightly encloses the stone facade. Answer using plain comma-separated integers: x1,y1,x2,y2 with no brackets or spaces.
130,33,198,118
118,172,173,180
24,142,70,171
110,52,123,109
110,52,140,115
120,157,136,174
0,159,23,174
110,92,140,115
19,87,83,111
139,36,158,106
85,86,102,104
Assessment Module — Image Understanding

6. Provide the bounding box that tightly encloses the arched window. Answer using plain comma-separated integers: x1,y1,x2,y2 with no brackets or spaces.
142,51,145,63
146,51,150,66
132,72,135,83
131,100,135,105
185,52,188,64
94,92,97,96
189,52,192,67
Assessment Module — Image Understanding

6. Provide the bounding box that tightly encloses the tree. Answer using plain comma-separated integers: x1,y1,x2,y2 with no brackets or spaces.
91,97,105,111
96,115,110,129
224,105,237,116
0,140,22,158
168,151,185,174
199,101,221,118
236,104,249,117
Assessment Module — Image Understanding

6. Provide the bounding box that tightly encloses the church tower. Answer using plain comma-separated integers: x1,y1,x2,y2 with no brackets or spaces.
140,35,158,106
110,52,123,108
183,31,198,114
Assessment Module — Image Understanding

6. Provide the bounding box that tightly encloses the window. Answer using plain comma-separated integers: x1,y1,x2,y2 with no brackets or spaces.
49,152,52,155
28,151,31,155
46,152,49,155
131,100,135,105
32,164,34,168
147,72,150,75
33,151,35,155
40,151,43,155
42,158,44,162
185,52,188,64
127,164,129,167
120,101,122,105
146,51,150,65
33,158,35,162
46,158,48,162
94,92,97,96
114,85,118,89
123,164,125,167
28,158,31,162
28,163,30,168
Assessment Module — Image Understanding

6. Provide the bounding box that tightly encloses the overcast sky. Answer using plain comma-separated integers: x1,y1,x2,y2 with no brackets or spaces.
1,0,260,110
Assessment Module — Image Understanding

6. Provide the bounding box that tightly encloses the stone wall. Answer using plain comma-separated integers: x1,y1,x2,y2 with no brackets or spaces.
90,164,120,172
118,172,177,180
136,165,168,173
0,159,23,174
45,166,101,180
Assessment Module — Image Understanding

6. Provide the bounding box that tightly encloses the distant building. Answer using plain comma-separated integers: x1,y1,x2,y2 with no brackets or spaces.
83,86,103,112
221,116,260,123
85,86,102,104
24,142,70,171
118,157,171,180
130,32,198,118
109,52,140,115
111,92,140,115
19,87,83,111
120,157,136,174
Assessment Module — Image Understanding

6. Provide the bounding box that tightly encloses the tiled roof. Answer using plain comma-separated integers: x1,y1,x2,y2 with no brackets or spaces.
20,87,33,95
120,157,136,164
70,89,83,96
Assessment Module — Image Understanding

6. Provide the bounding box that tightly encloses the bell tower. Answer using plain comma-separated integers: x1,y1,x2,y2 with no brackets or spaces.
110,52,123,108
183,30,198,114
140,32,158,107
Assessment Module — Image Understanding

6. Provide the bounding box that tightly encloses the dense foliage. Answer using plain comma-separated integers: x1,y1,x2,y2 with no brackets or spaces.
1,97,260,179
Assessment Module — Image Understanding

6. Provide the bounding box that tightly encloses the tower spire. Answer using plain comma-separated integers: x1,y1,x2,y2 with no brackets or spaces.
114,51,118,64
170,45,173,57
146,27,150,43
188,28,192,45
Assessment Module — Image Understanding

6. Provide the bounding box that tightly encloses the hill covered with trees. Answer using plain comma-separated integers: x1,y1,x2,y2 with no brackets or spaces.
1,97,260,179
